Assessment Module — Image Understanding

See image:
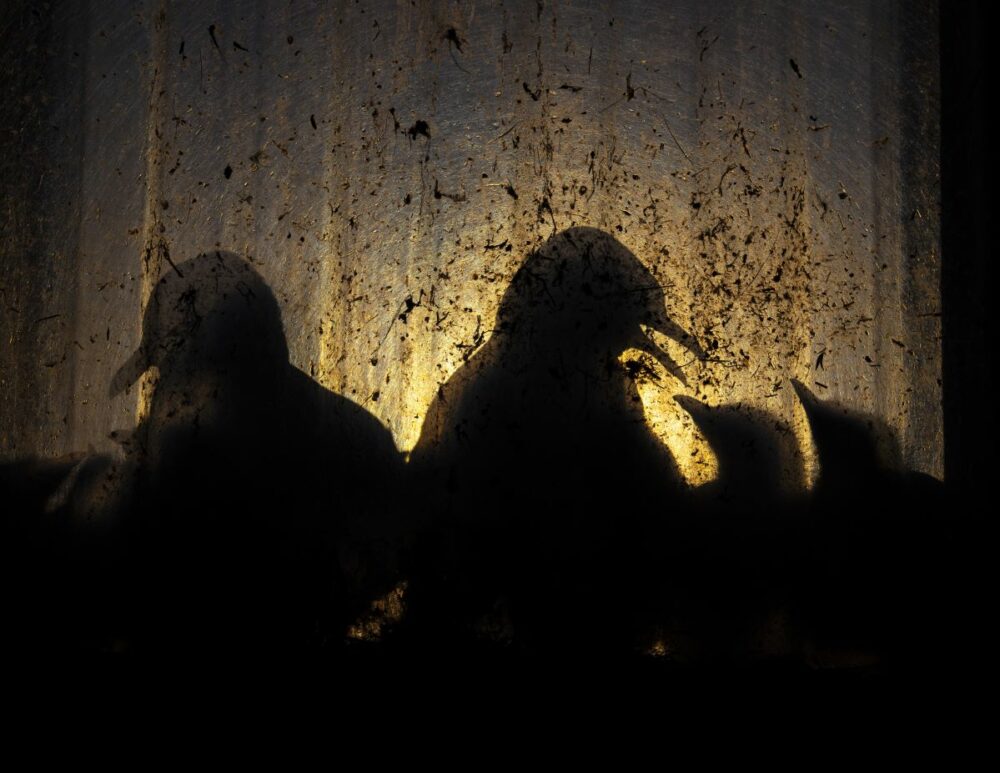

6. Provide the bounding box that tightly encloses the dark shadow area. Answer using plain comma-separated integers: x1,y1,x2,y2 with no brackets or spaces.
939,1,990,674
0,234,978,676
941,1,989,501
2,251,404,661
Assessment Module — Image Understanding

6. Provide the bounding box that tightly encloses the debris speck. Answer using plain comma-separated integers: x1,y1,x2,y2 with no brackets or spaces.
407,120,430,140
444,27,463,53
208,24,221,53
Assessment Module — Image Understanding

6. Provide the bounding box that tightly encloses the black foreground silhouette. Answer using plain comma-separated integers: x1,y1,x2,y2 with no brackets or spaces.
0,234,977,673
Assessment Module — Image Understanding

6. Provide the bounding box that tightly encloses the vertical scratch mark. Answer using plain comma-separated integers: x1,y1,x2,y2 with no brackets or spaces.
137,0,169,425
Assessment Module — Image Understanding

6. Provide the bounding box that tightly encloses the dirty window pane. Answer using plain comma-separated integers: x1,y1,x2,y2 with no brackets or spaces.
5,0,974,670
1,0,941,483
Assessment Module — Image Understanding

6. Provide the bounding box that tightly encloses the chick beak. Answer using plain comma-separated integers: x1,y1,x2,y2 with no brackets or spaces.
109,345,149,398
674,394,709,424
790,378,816,412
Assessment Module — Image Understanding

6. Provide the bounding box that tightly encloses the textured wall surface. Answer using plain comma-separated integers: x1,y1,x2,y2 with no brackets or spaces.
1,0,942,484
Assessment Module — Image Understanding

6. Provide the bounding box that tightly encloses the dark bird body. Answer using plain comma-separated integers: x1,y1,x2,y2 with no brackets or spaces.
405,228,704,655
17,251,404,659
791,379,949,667
670,396,807,662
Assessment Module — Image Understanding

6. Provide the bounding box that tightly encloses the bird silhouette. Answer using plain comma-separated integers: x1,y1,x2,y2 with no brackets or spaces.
668,396,808,663
791,379,948,668
791,378,947,529
675,396,804,514
98,250,403,658
404,227,705,656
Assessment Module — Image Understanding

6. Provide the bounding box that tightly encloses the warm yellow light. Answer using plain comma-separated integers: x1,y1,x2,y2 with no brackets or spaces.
621,348,719,487
346,580,408,642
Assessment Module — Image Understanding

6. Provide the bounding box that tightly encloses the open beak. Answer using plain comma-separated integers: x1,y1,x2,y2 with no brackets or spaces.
628,309,706,386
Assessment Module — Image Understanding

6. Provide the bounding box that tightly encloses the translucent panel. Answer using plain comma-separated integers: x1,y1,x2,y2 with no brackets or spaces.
1,0,941,482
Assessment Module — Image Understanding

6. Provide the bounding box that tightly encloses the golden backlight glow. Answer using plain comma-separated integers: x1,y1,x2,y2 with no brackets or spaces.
323,318,820,491
347,580,408,642
6,0,936,499
622,347,720,487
